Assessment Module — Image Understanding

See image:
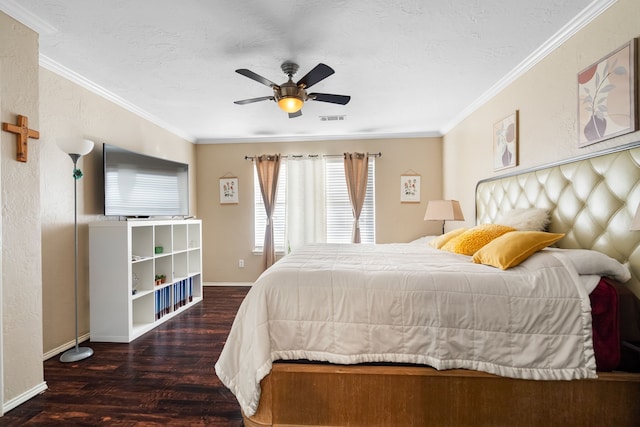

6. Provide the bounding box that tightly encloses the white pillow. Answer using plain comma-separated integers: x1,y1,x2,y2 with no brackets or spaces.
545,248,631,283
409,236,436,244
498,208,550,231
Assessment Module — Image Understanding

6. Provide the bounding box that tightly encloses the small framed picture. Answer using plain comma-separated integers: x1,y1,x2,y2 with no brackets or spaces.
219,177,238,204
400,175,421,203
493,111,519,171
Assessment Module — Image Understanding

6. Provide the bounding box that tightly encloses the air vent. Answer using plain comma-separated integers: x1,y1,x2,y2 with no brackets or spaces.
319,115,345,121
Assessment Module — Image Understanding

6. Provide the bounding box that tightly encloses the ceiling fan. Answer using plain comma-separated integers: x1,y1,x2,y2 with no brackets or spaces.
234,62,351,118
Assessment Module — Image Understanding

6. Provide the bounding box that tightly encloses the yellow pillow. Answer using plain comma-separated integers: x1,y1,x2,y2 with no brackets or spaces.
429,228,467,249
472,231,565,270
441,224,516,255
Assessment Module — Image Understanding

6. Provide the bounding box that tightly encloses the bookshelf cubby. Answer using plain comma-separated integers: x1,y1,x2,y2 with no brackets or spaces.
89,219,203,342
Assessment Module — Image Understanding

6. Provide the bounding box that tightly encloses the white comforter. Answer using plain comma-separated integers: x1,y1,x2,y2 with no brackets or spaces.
215,243,597,417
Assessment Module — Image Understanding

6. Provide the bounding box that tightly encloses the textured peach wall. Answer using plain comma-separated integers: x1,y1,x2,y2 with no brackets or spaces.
0,12,44,410
195,137,443,282
38,68,196,355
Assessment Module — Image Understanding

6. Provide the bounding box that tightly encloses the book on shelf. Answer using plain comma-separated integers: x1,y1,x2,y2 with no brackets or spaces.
155,287,172,320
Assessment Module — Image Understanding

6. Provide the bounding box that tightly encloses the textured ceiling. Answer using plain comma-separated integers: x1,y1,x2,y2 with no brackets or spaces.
1,0,609,143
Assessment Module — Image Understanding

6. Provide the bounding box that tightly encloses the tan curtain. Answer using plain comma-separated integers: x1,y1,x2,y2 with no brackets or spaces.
343,152,369,243
255,154,281,269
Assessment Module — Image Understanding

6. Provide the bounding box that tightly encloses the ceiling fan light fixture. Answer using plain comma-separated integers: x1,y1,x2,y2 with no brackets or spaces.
235,62,348,118
278,96,304,113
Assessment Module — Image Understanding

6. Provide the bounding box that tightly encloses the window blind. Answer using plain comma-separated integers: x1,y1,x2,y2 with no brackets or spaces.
325,158,375,244
254,162,287,251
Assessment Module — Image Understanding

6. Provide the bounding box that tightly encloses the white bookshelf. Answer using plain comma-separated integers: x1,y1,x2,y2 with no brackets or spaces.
89,219,203,342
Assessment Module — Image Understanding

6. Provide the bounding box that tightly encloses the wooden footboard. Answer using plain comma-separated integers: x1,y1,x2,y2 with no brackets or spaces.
243,363,640,427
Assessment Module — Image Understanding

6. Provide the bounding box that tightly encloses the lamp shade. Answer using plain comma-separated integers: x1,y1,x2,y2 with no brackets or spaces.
631,202,640,230
57,138,95,156
424,200,465,221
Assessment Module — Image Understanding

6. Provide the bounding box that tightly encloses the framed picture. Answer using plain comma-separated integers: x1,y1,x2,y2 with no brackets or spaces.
578,39,637,147
493,111,519,171
400,174,421,203
219,177,238,204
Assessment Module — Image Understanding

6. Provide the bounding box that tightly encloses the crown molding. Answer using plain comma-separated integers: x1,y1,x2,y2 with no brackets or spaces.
39,55,195,143
440,0,618,135
0,0,57,34
196,130,442,144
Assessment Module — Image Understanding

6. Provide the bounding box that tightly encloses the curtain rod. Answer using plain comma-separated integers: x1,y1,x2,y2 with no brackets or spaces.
244,152,382,161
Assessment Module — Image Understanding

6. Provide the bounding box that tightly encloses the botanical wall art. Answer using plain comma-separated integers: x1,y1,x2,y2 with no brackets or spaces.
219,177,239,204
578,39,637,147
493,111,519,171
400,174,421,203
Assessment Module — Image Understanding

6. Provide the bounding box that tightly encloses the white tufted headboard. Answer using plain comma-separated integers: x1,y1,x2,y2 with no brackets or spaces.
476,141,640,299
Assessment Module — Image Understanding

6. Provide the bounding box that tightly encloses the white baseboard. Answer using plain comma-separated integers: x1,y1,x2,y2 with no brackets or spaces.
42,333,91,361
2,381,47,414
204,282,252,287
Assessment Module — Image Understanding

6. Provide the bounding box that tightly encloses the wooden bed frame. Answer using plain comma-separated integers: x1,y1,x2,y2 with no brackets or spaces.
244,363,640,426
243,142,640,427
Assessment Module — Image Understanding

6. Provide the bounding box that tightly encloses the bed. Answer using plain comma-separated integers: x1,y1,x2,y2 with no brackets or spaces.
216,142,640,426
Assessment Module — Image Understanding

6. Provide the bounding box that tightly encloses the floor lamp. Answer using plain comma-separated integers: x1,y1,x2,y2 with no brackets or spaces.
57,138,95,363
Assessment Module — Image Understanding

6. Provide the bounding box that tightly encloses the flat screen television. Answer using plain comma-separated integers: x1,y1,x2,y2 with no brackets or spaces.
103,143,189,217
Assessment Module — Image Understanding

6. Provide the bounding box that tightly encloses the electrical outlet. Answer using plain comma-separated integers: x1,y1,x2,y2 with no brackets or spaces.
238,259,245,268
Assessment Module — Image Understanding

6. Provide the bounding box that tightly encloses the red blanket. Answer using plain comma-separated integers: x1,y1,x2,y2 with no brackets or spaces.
590,278,620,371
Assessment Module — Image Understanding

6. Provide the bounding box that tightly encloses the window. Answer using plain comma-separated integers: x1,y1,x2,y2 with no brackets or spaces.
254,157,375,251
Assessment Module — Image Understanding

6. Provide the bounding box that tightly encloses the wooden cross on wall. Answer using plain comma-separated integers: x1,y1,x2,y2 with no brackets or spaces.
2,114,40,163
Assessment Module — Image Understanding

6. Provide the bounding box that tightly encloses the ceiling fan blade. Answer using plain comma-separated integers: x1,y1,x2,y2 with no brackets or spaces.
309,93,351,105
234,96,274,105
296,63,334,89
288,110,302,119
235,69,279,87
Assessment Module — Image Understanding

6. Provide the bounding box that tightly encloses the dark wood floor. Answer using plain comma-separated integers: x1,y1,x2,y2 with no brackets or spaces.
2,286,250,426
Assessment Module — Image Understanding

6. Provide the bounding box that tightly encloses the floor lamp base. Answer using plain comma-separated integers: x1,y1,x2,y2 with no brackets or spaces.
60,346,94,363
